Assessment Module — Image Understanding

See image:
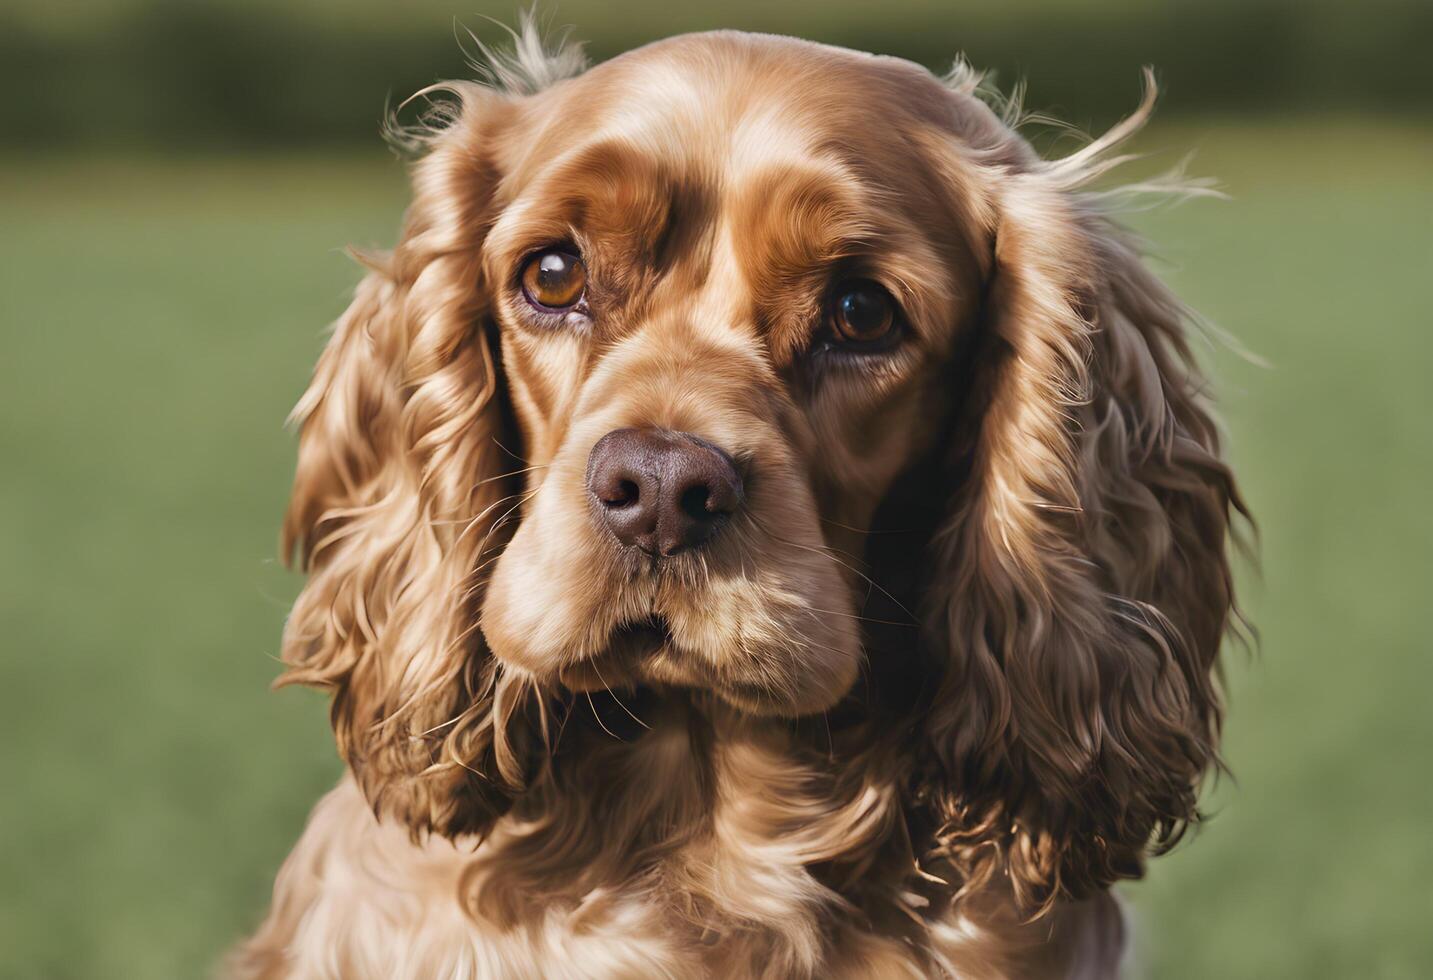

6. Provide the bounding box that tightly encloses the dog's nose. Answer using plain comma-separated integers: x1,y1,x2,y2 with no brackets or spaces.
586,428,744,557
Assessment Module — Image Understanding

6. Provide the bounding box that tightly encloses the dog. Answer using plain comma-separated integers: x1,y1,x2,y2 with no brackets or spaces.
232,23,1245,979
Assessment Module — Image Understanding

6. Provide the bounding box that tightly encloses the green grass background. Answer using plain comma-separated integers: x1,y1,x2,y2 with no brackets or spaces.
2,104,1430,980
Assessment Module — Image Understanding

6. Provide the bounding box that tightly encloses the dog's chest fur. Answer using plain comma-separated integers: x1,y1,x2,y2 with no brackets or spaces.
233,708,1117,979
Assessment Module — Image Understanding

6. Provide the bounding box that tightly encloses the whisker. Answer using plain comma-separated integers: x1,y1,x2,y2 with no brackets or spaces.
550,693,576,757
750,515,920,625
435,487,531,543
590,658,650,730
490,435,535,466
585,689,624,741
473,462,547,489
802,605,919,630
817,516,917,536
472,488,538,559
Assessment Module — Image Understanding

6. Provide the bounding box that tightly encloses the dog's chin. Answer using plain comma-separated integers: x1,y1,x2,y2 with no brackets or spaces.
556,617,856,718
555,618,667,694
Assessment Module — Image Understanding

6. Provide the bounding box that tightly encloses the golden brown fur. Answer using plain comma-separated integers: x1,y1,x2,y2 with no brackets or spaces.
233,24,1246,979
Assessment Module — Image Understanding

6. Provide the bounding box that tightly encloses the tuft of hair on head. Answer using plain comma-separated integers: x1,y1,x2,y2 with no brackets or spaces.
944,55,1080,138
383,7,588,158
458,7,589,96
949,63,1223,214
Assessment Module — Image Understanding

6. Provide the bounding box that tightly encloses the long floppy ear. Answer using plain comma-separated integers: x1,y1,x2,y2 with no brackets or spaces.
278,85,539,838
921,97,1246,912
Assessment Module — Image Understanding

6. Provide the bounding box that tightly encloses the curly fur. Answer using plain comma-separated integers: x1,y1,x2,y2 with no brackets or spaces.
232,21,1246,980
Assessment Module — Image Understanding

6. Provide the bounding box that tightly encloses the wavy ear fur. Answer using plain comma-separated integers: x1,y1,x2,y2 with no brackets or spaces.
921,93,1245,911
279,86,540,838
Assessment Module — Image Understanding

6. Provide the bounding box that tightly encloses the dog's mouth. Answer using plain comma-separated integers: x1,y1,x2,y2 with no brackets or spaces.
558,617,672,693
558,615,789,713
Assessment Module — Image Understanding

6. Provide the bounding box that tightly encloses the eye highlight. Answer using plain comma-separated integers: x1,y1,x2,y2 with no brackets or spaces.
521,248,587,311
830,280,899,349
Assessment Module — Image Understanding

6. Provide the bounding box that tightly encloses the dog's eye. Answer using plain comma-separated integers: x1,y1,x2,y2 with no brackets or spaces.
521,248,586,311
830,280,899,348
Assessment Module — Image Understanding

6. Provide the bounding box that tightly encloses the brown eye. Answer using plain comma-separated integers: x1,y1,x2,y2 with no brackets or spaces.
831,280,898,347
521,248,586,310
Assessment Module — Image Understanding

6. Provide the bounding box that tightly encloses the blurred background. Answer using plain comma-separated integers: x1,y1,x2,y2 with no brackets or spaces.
2,1,1429,977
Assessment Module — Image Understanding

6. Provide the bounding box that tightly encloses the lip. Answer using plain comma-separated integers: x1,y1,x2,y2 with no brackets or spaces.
555,615,833,716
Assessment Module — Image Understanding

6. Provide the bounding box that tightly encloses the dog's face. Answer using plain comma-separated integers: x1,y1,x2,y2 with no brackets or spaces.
478,40,987,714
280,31,1242,910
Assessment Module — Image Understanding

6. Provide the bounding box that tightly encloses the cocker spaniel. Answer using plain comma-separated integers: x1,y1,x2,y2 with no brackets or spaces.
234,24,1246,980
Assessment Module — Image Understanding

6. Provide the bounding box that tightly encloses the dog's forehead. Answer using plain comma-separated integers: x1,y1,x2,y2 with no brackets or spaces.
542,33,950,181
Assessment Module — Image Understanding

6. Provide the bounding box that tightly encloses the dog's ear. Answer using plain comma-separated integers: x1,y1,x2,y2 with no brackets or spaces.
920,98,1246,911
280,87,539,838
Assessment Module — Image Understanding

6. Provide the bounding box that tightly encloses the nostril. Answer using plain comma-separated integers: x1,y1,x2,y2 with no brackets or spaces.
678,475,742,523
602,479,641,509
678,484,716,522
